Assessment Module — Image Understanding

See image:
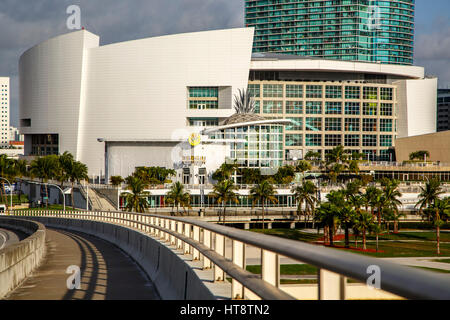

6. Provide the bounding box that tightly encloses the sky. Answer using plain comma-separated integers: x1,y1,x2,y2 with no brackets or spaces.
0,0,449,127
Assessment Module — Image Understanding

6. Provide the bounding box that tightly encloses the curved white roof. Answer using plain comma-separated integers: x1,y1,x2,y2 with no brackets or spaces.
250,53,424,79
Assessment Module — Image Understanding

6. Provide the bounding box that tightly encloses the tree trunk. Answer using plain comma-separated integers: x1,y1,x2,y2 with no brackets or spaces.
394,220,398,233
376,233,379,252
363,229,367,250
262,200,265,230
437,225,440,255
223,203,226,225
329,223,334,246
344,225,349,248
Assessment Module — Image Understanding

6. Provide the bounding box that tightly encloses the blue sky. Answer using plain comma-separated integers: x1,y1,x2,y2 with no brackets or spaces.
0,0,449,126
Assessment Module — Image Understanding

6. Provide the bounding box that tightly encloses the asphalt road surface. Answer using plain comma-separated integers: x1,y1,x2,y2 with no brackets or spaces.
0,227,26,250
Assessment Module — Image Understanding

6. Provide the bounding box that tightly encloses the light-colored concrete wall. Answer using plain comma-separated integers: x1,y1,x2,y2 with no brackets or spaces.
0,218,46,299
395,131,450,162
395,78,438,138
20,217,215,300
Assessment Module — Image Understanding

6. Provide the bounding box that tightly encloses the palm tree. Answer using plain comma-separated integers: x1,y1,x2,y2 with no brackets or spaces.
14,159,28,202
353,211,375,250
425,198,450,255
382,208,405,234
416,178,446,254
110,175,125,187
291,181,318,226
209,179,239,224
68,161,89,209
314,202,340,246
0,154,15,207
30,155,60,208
233,88,256,114
250,180,278,229
381,178,402,227
166,182,191,216
295,160,312,182
122,175,150,213
363,186,383,219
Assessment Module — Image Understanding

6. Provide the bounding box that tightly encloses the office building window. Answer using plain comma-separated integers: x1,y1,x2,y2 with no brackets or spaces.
263,101,283,114
380,88,393,101
306,85,322,98
254,101,260,113
345,86,360,99
285,134,302,147
380,103,393,116
263,84,283,98
286,101,303,114
344,118,360,132
305,117,322,131
345,134,360,147
325,102,342,114
380,135,393,147
189,100,218,109
286,85,303,98
325,85,342,99
286,117,303,131
306,101,322,114
189,87,218,98
363,119,377,132
363,102,378,116
362,135,377,147
248,84,260,98
363,87,378,100
305,134,322,147
380,119,393,132
325,118,342,131
345,102,360,115
325,134,342,146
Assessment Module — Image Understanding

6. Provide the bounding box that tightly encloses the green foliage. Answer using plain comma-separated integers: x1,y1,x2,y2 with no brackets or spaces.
273,165,295,184
165,182,191,215
122,175,150,213
212,162,239,182
409,150,430,161
250,180,278,229
291,181,318,218
209,179,239,223
110,175,125,186
133,166,176,185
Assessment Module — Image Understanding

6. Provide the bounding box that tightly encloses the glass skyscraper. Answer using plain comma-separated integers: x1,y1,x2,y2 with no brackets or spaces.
245,0,415,65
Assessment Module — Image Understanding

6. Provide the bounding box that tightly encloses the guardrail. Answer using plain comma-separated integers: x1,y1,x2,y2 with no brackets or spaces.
8,210,450,300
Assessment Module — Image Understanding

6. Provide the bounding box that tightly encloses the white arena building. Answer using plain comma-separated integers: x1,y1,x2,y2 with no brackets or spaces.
19,28,437,183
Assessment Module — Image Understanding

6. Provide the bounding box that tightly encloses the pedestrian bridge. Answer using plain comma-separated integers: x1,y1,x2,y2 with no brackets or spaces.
1,210,450,300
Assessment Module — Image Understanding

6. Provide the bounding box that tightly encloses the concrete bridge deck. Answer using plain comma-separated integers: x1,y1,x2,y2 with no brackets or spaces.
5,228,160,300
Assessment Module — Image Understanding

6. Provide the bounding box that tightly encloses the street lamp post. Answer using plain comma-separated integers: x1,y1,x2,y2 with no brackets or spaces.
45,183,66,211
0,177,13,212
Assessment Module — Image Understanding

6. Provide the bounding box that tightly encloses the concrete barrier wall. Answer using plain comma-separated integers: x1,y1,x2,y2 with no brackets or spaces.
19,217,215,300
0,218,46,299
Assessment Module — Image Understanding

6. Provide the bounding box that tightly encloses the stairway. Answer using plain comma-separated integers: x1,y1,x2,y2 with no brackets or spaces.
87,188,117,211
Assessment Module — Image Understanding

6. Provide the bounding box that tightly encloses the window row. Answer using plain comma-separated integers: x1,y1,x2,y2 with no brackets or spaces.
285,134,394,147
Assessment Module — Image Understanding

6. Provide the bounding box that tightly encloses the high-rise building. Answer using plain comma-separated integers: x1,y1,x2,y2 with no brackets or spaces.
245,0,415,65
0,77,10,147
437,89,450,132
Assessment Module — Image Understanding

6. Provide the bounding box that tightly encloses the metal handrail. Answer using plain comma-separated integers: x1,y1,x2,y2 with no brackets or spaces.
9,210,450,300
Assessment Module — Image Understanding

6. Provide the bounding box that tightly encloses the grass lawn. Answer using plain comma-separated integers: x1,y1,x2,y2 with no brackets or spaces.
246,264,317,275
248,228,322,242
13,205,81,212
432,259,450,264
0,194,29,205
250,228,450,258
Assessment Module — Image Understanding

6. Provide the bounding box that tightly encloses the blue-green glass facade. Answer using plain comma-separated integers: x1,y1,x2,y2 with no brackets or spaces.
245,0,415,65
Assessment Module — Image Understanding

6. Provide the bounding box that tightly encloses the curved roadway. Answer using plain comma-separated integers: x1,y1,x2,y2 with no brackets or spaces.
5,228,160,300
0,228,26,250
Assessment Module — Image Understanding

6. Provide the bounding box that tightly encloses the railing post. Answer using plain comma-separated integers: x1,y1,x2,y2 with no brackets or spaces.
261,250,279,289
318,269,346,300
214,234,225,282
177,221,183,249
170,220,176,245
232,240,245,299
202,229,212,269
183,223,191,254
192,226,200,260
155,217,160,237
165,219,170,242
150,216,155,235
